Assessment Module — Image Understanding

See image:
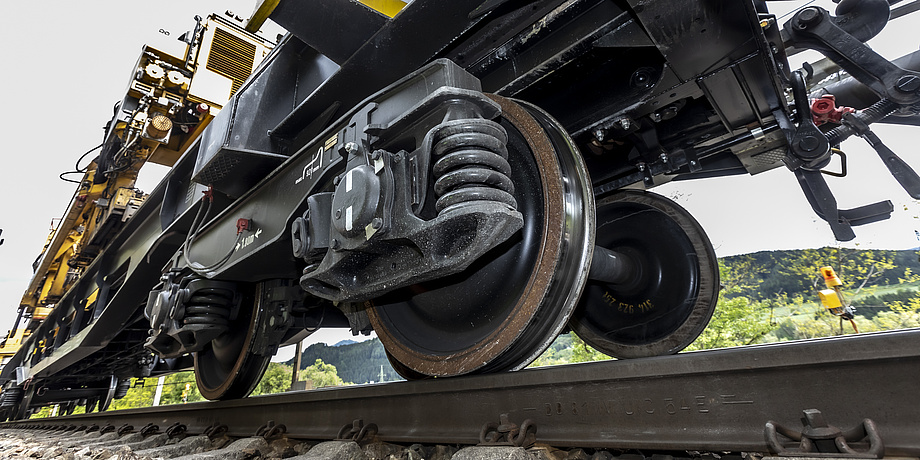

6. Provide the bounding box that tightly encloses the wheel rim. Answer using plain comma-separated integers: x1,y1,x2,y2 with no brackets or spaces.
194,287,271,400
570,190,718,358
368,95,594,377
99,375,117,412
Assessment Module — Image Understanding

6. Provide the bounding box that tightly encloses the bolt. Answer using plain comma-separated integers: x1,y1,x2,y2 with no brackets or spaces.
344,142,359,155
333,176,341,186
331,239,341,250
798,135,821,152
619,119,631,130
371,217,383,229
659,153,669,162
594,129,606,142
335,209,342,219
796,7,821,27
896,75,920,93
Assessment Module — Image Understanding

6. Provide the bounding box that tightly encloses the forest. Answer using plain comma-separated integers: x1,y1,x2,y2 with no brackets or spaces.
28,247,920,417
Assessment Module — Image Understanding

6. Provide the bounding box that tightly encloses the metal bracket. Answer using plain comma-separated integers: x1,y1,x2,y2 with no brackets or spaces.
478,413,537,449
336,419,378,443
165,422,187,439
783,4,920,108
765,409,884,458
784,71,894,241
256,420,287,440
204,423,229,440
139,423,159,437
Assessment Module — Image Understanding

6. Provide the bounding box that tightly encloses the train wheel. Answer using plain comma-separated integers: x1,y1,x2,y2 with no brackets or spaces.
369,96,595,378
98,376,117,412
194,287,272,400
569,190,719,358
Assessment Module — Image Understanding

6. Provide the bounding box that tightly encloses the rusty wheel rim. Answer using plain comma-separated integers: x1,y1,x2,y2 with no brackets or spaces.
368,96,594,377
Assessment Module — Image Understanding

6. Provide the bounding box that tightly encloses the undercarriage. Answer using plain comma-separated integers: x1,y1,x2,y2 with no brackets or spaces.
2,0,919,418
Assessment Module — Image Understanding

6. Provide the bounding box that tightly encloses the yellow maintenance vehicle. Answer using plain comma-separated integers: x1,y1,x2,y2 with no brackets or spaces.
0,12,273,374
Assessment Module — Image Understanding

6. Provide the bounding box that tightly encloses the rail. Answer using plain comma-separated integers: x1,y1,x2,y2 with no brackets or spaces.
4,329,918,456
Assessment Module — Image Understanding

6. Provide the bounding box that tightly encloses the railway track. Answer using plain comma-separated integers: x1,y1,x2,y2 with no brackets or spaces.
2,329,918,459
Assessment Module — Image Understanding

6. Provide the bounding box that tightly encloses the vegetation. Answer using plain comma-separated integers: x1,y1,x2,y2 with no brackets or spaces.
288,339,400,384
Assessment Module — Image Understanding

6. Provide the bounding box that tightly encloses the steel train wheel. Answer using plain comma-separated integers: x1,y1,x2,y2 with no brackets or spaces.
194,287,271,400
569,190,718,358
98,375,117,412
368,96,595,378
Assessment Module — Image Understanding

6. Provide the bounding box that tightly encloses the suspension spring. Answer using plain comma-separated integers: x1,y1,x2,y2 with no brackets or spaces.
0,388,21,407
431,118,517,214
182,287,234,327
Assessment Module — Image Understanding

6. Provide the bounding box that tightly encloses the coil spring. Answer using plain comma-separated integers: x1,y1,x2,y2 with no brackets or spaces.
0,388,21,407
431,119,516,214
182,287,234,327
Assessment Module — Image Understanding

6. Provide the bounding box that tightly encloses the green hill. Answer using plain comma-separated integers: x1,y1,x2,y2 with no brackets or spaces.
289,338,400,384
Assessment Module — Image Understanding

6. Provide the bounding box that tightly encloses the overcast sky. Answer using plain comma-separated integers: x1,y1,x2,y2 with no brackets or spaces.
0,1,917,355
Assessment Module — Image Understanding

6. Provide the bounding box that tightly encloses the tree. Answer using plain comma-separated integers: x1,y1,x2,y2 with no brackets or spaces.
570,334,609,363
528,334,575,367
110,378,157,410
158,372,203,405
300,359,347,388
685,295,773,351
252,362,294,396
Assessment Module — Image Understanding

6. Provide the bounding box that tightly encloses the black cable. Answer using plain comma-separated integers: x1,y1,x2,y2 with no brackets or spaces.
182,195,244,275
58,142,105,184
58,172,82,184
76,142,105,172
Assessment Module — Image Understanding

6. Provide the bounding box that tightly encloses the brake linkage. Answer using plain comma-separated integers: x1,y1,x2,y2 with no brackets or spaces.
779,2,920,241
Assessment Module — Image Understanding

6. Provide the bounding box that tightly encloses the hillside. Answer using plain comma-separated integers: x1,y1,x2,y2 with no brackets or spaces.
289,339,400,384
720,248,920,300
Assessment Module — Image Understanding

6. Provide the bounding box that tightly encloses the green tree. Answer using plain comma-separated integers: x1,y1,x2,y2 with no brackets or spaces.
300,359,347,388
570,333,609,363
110,378,157,410
686,295,773,351
685,262,775,350
252,362,294,396
528,334,574,367
159,372,203,405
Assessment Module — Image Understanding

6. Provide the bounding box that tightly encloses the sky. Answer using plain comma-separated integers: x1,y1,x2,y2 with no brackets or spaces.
0,1,917,360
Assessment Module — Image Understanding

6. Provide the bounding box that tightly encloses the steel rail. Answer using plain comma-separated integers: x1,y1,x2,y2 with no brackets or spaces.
5,329,920,455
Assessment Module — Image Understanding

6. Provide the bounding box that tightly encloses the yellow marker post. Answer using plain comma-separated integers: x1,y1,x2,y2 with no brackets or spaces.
817,266,858,332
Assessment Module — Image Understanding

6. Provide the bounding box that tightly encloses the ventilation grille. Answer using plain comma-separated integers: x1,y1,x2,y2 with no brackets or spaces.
206,27,256,95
